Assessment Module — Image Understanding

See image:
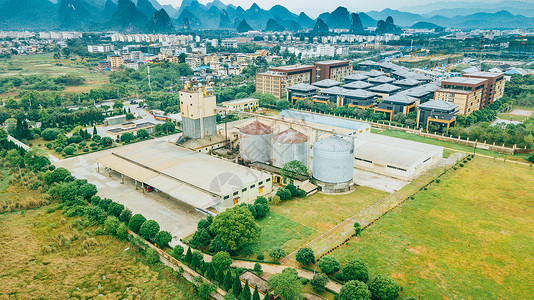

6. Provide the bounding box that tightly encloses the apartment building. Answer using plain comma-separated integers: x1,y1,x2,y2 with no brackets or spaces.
314,60,352,82
463,72,505,107
255,64,315,99
108,55,123,70
434,77,486,115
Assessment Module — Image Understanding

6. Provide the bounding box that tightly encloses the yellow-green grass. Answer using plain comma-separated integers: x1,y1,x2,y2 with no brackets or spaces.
0,205,199,298
0,169,10,192
497,113,530,122
248,211,319,258
377,129,529,161
0,53,109,95
272,187,388,233
331,157,534,299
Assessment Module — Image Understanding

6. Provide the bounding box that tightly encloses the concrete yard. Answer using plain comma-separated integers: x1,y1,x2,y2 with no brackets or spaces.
54,134,205,243
353,168,409,193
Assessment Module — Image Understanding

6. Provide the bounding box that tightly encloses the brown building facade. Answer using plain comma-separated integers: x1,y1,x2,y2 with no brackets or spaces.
434,77,487,115
314,60,352,82
256,64,316,99
463,72,505,108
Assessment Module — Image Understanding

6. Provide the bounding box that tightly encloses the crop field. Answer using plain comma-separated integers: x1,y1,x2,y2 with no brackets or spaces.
331,157,534,299
0,187,199,299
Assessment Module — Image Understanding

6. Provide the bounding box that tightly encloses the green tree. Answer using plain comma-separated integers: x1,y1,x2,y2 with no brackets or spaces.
63,145,75,155
318,255,341,274
172,245,184,259
224,270,233,291
128,214,146,234
146,248,160,264
104,216,120,235
268,247,287,260
119,208,132,222
136,128,149,139
139,220,160,241
354,222,362,236
42,128,61,141
253,262,263,275
339,280,371,300
154,231,172,248
120,132,134,143
100,136,113,147
342,259,369,282
197,282,216,300
296,247,315,266
267,268,303,300
281,160,308,178
369,275,400,300
184,247,193,263
252,286,260,300
116,223,129,240
232,273,242,297
242,279,251,300
206,263,216,281
217,268,225,286
212,251,233,271
209,206,260,251
107,202,125,217
311,273,329,292
79,183,97,199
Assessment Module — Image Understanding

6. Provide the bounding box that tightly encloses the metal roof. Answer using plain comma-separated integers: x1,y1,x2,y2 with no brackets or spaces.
97,140,270,209
343,81,374,90
442,77,486,85
314,136,353,152
222,98,258,105
240,120,272,135
353,133,443,169
319,86,348,95
393,78,422,87
364,70,385,77
344,89,377,99
273,128,308,144
358,60,377,66
279,109,370,132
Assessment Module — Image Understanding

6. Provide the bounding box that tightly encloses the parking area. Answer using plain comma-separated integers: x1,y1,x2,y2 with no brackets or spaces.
54,134,205,243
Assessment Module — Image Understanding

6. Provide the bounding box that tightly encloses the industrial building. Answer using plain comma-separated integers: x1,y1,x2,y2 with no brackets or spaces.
106,121,155,139
312,136,355,193
177,83,227,153
221,98,259,112
239,121,273,164
103,115,127,126
97,139,272,213
352,133,443,181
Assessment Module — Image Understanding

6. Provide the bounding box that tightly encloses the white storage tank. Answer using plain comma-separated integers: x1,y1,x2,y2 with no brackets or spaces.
271,128,308,169
312,136,354,193
240,121,272,163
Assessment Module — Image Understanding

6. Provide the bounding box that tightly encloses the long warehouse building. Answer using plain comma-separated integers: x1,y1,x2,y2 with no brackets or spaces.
97,139,272,213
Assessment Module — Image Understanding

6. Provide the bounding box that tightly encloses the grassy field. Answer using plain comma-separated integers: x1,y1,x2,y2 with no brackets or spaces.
0,185,199,299
497,113,530,122
332,157,534,299
0,53,109,96
251,211,319,257
376,129,531,161
272,187,388,233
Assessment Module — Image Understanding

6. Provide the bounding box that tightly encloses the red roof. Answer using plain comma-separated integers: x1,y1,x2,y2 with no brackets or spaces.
240,121,272,135
273,128,308,144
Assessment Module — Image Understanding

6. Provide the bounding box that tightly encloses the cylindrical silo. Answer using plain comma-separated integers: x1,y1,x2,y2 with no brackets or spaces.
240,120,272,163
312,136,354,193
272,128,308,169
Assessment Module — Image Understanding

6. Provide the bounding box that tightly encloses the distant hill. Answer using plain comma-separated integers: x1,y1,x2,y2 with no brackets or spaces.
0,0,533,32
236,19,253,32
411,21,443,30
145,8,174,33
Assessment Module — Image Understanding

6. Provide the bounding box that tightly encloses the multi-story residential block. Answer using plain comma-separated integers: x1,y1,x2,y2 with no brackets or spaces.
314,60,352,82
108,55,123,70
463,72,505,108
87,44,115,53
255,64,315,99
434,77,486,115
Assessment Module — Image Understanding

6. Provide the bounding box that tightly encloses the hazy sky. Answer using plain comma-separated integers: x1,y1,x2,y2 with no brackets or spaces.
157,0,432,17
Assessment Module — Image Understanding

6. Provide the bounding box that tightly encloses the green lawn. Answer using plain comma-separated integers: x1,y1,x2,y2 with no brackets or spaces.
272,187,388,233
332,157,534,299
376,129,530,161
0,169,10,193
250,211,318,257
497,113,530,122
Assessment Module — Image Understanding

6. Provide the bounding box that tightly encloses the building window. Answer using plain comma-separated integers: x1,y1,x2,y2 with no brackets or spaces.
224,195,229,200
242,188,247,192
266,178,271,182
259,181,263,185
233,191,238,196
250,184,255,188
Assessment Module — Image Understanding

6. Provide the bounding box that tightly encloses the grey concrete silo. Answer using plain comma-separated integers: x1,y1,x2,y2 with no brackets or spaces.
240,121,272,163
271,128,308,169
